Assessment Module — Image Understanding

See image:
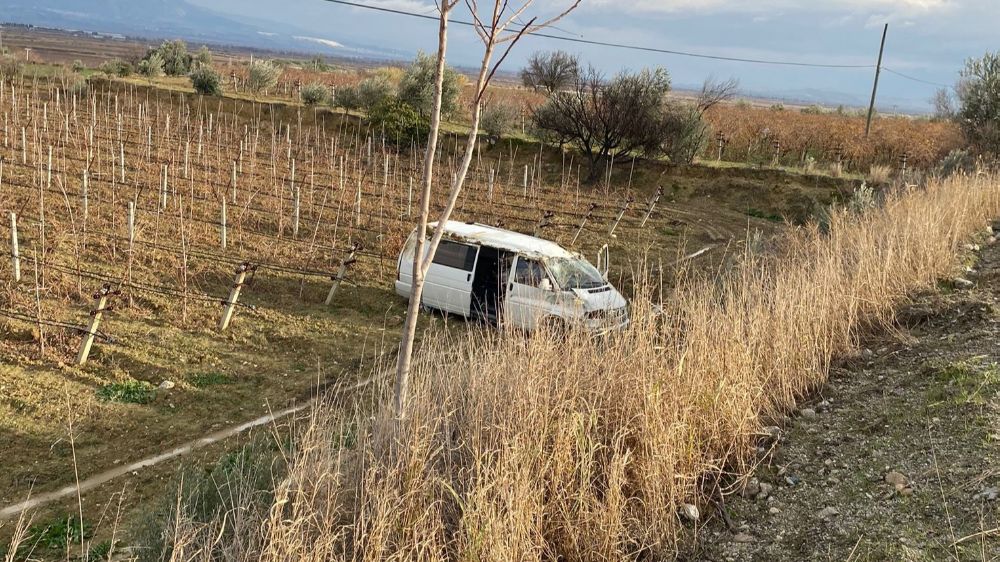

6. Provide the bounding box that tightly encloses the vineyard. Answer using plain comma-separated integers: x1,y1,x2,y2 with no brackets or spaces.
0,71,846,534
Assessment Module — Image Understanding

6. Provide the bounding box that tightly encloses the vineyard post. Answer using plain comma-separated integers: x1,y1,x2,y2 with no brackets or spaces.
325,243,360,305
82,169,88,223
231,160,237,203
292,159,300,238
488,167,495,201
772,140,781,167
220,197,227,250
160,164,168,210
77,284,118,366
571,203,597,246
522,164,528,196
640,187,663,228
219,262,254,331
609,196,633,237
408,176,413,217
899,152,909,176
716,132,726,162
8,211,19,282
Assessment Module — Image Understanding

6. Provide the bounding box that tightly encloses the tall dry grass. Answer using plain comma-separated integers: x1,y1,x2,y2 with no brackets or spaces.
150,173,999,561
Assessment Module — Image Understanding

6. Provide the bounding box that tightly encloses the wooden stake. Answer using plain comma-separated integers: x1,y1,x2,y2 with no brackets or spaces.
77,285,117,366
8,211,19,282
219,263,253,331
640,187,663,228
220,197,227,250
326,244,359,305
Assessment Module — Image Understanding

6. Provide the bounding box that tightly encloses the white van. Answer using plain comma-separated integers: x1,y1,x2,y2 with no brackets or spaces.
395,221,629,333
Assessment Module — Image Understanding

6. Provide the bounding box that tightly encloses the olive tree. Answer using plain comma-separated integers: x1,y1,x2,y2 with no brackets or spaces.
958,52,1000,155
190,66,222,96
521,50,578,93
398,51,463,118
246,60,282,95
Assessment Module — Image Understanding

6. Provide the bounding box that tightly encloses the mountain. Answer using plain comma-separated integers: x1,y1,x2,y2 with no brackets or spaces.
0,0,402,58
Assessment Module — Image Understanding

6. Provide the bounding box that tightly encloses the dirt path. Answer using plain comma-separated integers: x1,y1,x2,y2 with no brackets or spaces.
693,238,1000,561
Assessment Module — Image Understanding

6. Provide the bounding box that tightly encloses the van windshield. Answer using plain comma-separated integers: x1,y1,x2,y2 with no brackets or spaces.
546,257,605,290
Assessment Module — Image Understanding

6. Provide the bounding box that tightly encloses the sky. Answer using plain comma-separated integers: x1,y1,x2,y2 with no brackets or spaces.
187,0,997,111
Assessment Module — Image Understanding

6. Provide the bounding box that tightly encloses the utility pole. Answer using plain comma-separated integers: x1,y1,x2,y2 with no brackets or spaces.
865,24,888,139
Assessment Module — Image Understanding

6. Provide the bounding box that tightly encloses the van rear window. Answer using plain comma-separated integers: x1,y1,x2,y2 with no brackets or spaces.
432,241,478,271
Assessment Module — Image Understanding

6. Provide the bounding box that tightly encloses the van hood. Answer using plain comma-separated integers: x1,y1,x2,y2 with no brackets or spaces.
570,285,628,312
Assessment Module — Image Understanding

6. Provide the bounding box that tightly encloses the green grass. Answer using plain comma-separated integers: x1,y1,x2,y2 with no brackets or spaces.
928,360,1000,406
746,207,785,223
189,372,234,388
96,380,155,404
27,514,90,551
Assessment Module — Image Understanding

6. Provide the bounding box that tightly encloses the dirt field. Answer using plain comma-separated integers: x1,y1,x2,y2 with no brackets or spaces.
691,236,1000,561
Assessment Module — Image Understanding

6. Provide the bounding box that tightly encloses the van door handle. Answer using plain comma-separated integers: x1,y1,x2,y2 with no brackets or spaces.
467,273,471,282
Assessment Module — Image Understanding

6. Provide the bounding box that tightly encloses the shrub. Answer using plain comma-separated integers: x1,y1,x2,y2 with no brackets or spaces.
190,66,222,96
99,58,132,78
481,102,517,143
138,53,165,78
145,40,193,76
194,46,212,68
333,85,361,113
246,60,281,95
661,105,712,165
368,97,429,144
398,51,462,118
68,78,90,97
300,82,329,106
937,148,977,178
356,75,394,113
71,59,85,72
958,51,1000,155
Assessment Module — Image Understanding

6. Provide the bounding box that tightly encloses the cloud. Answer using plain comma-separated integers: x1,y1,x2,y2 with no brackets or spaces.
353,0,437,15
584,0,955,17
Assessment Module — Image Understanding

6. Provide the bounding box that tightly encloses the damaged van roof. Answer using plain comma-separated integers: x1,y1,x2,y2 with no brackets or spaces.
431,221,575,258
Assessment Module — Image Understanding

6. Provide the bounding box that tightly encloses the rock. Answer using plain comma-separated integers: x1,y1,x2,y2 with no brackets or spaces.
762,425,783,442
975,487,999,501
899,487,915,497
800,408,818,419
758,483,774,499
964,243,981,252
784,475,801,487
732,533,755,543
953,277,975,289
744,478,761,498
768,506,781,515
816,506,839,519
680,503,700,522
158,380,176,390
885,471,909,488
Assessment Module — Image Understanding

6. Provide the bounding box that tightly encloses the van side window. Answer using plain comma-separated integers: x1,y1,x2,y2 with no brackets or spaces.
513,258,546,287
432,241,478,271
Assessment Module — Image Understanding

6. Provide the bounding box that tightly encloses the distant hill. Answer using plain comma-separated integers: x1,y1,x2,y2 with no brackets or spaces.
0,0,402,59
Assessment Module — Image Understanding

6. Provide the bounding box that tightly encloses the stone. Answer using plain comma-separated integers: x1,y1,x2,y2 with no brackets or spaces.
953,277,975,289
158,380,176,390
680,503,700,522
885,471,909,488
768,506,781,515
975,487,999,501
800,408,817,419
816,506,839,519
733,533,755,543
758,483,774,499
762,425,783,442
744,478,761,498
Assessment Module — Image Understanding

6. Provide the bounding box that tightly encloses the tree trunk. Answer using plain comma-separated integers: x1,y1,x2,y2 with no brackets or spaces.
393,7,451,417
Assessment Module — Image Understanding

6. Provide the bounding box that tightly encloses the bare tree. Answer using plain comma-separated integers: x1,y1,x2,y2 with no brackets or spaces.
393,0,580,417
532,66,673,181
696,76,740,113
521,50,579,93
931,87,955,121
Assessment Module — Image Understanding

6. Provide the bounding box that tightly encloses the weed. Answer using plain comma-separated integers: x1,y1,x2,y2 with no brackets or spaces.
26,514,89,551
96,380,155,404
188,372,234,388
746,207,784,222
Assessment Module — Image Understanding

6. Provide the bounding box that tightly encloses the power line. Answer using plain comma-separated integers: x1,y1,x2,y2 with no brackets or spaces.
320,0,874,70
882,67,951,89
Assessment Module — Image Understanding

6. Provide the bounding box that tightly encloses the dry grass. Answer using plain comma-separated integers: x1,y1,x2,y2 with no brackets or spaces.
129,172,1000,561
868,164,894,185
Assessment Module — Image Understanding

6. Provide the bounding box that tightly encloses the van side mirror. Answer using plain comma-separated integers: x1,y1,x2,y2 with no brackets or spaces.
539,278,554,292
597,245,610,279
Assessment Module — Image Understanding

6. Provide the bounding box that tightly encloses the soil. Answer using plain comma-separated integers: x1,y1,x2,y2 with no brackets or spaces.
690,238,1000,561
